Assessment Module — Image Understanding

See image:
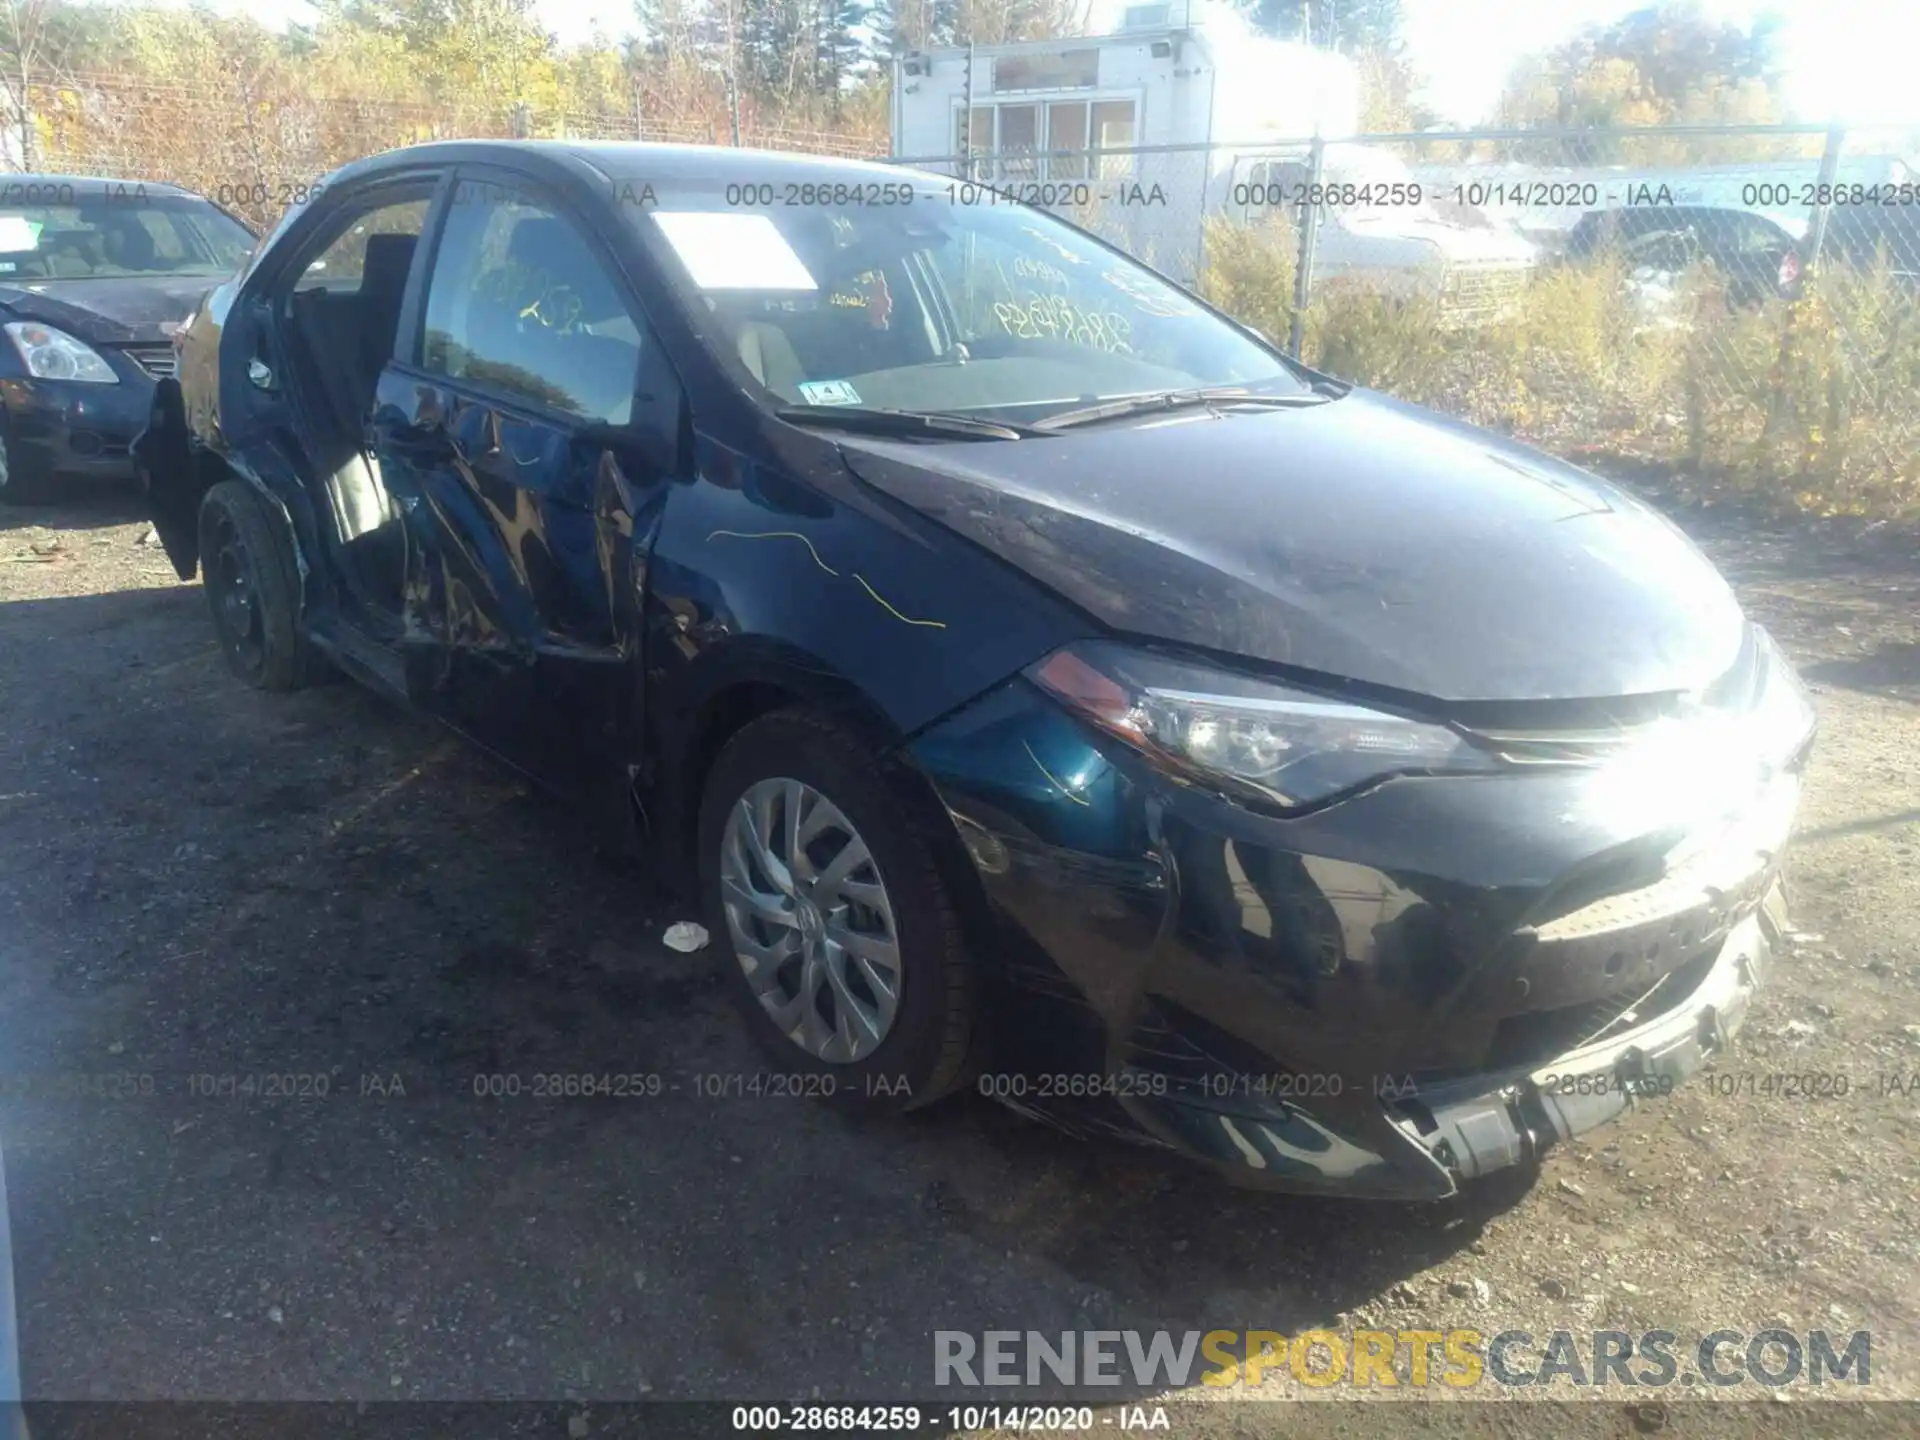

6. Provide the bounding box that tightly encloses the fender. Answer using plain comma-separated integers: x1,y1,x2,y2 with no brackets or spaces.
638,425,1098,896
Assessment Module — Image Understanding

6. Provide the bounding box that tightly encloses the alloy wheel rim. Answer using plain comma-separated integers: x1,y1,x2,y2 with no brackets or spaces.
719,777,902,1064
207,513,264,673
0,433,11,492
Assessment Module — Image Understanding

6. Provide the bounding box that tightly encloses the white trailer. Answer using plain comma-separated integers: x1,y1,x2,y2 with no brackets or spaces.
892,1,1360,282
891,1,1535,303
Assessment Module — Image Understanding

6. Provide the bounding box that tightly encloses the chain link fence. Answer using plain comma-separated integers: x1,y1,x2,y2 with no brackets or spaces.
3,72,879,229
6,83,1915,513
887,123,1920,514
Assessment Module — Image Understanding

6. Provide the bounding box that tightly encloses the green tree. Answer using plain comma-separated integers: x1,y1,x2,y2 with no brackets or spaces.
1236,0,1402,52
1496,1,1790,160
1354,44,1437,134
0,0,148,165
311,0,553,105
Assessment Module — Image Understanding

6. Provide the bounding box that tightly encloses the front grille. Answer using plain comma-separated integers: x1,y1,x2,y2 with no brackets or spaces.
117,343,177,380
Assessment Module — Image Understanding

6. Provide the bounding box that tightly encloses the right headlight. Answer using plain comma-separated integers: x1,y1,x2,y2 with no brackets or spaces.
1027,642,1498,811
5,321,117,383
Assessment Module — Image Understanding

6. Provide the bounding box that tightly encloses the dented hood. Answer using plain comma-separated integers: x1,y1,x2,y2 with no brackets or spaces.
834,389,1747,703
0,276,213,344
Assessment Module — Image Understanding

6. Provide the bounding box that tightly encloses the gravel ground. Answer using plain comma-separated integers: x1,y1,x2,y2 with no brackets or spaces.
0,483,1916,1428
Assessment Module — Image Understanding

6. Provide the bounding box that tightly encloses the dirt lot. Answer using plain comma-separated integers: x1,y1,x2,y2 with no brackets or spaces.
0,480,1917,1427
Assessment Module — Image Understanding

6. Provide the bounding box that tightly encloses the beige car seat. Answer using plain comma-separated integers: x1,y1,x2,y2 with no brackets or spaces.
734,320,807,397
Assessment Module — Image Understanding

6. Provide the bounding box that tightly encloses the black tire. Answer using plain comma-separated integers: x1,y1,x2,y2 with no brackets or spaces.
197,480,318,691
0,425,59,506
697,707,979,1114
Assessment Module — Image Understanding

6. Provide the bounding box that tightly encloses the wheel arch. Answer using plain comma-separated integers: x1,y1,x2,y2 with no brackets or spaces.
646,643,995,950
196,474,321,691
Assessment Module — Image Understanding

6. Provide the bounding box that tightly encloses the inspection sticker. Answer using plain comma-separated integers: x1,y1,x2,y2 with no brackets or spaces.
651,211,818,291
797,380,862,407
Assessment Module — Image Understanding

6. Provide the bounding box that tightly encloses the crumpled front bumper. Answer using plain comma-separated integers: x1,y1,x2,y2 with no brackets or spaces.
910,670,1806,1202
1390,879,1784,1182
1098,880,1783,1200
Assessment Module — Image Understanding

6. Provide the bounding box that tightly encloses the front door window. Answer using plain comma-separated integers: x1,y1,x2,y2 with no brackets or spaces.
420,182,643,426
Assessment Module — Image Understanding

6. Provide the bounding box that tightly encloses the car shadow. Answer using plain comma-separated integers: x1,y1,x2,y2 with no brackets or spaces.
0,480,149,535
0,584,1532,1404
1803,641,1920,702
929,1087,1528,1323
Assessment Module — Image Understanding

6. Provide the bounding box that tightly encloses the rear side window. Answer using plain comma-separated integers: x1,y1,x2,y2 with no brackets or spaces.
420,180,642,426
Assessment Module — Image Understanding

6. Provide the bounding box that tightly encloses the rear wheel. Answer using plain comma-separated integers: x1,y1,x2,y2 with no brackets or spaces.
697,708,979,1113
197,480,318,691
0,427,58,506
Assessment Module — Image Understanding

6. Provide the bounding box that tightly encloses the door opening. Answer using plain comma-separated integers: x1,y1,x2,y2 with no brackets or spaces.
274,196,431,626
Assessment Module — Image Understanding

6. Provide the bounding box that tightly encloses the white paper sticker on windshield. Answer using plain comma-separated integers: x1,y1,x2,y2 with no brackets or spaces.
0,216,39,251
652,212,818,291
797,380,861,407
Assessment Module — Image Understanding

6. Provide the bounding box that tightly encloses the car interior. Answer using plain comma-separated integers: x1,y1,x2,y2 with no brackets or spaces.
0,211,205,278
442,213,643,424
713,290,892,398
280,221,421,624
701,213,946,398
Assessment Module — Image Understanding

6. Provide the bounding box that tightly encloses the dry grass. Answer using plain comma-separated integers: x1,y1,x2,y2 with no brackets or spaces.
1197,219,1920,519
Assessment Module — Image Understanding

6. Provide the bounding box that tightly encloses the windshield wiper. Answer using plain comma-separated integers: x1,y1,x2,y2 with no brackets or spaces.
1032,386,1331,433
775,404,1044,441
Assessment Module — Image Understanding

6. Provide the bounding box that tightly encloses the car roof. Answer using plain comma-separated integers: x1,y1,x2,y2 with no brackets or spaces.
328,139,911,190
1576,205,1801,239
0,174,207,198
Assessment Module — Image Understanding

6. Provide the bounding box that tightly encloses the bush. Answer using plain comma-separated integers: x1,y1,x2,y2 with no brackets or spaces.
1685,264,1920,515
1195,214,1920,518
1304,282,1454,403
1195,213,1297,349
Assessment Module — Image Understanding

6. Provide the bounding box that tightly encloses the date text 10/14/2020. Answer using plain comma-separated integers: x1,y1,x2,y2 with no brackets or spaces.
728,1407,1171,1433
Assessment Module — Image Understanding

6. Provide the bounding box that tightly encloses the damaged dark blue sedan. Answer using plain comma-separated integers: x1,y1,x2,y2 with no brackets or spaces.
136,141,1815,1200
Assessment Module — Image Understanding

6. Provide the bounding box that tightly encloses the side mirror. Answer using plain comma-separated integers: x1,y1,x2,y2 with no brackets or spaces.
576,391,687,484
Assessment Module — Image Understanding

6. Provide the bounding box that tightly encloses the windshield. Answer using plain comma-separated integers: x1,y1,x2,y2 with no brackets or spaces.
0,194,255,280
629,178,1306,423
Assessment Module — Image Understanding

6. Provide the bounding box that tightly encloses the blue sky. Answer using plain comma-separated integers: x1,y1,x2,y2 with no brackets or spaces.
151,0,1916,127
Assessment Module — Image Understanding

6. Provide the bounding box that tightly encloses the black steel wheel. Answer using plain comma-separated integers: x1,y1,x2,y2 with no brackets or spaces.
196,480,318,691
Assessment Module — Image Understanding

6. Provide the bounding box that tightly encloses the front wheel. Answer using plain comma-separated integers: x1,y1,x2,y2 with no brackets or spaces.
697,709,980,1113
197,480,319,691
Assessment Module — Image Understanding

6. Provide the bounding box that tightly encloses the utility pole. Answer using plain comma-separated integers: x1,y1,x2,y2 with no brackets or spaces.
627,38,644,142
1806,124,1846,269
963,40,976,178
724,0,742,146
